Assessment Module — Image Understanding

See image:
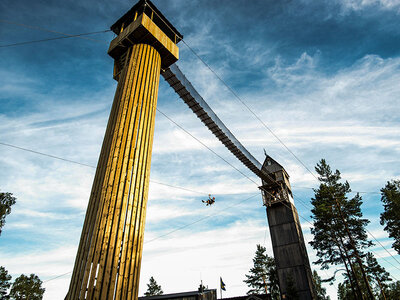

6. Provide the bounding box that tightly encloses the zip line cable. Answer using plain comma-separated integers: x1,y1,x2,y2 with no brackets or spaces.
0,141,382,198
156,107,400,278
366,228,400,267
42,193,260,284
367,243,400,278
181,40,400,273
156,108,316,230
0,142,96,169
0,142,209,196
144,193,259,244
43,271,73,283
0,30,111,48
156,109,260,187
0,19,110,44
0,139,324,233
148,179,208,196
156,109,343,290
182,39,319,182
293,185,381,195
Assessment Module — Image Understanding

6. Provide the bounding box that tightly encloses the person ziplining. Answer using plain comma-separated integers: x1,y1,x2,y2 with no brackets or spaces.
202,194,215,206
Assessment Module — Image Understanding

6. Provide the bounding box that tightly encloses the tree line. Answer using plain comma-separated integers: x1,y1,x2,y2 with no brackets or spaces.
1,191,45,300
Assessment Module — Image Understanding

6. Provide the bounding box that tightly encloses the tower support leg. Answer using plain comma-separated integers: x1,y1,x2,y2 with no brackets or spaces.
66,43,161,300
266,202,316,300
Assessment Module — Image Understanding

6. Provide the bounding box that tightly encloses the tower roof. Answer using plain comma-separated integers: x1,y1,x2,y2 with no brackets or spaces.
262,154,289,178
110,0,183,43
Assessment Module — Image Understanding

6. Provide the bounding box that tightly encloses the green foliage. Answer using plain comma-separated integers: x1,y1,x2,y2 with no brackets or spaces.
312,270,330,300
380,180,400,255
338,253,392,299
337,281,354,300
243,244,280,299
0,191,16,235
0,266,12,299
9,274,45,300
386,281,400,300
365,252,392,296
144,276,163,297
310,159,371,276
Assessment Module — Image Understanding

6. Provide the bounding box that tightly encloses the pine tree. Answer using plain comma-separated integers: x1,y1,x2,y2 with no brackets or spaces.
244,244,280,299
0,191,16,235
312,270,330,300
338,253,392,300
9,274,45,300
310,159,373,299
386,281,400,300
380,180,400,255
0,266,12,299
365,252,392,298
338,281,353,300
144,276,163,297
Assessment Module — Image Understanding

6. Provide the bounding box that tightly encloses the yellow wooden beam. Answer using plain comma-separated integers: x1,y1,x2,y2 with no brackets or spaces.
66,43,162,300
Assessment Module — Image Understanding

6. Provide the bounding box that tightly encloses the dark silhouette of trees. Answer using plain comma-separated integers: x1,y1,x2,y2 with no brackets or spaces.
244,244,280,299
386,281,400,299
144,276,163,297
310,159,374,299
312,270,330,300
0,191,16,235
380,180,400,255
9,274,45,300
0,266,12,299
365,252,392,298
338,252,392,299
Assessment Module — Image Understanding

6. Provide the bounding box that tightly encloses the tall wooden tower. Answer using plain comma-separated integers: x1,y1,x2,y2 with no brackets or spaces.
260,155,316,299
66,1,182,299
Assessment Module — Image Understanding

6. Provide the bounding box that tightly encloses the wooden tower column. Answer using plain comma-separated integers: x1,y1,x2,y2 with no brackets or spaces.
66,1,182,299
260,155,316,300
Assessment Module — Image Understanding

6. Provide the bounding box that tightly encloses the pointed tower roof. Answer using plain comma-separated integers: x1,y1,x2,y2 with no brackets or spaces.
261,154,289,178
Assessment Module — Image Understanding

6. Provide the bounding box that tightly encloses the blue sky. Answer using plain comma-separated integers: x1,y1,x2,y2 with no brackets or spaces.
1,0,400,298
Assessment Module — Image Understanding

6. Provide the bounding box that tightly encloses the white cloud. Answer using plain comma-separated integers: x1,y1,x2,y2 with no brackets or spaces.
337,0,400,12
